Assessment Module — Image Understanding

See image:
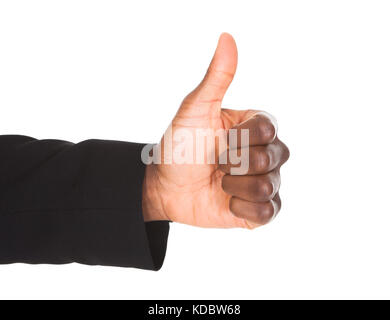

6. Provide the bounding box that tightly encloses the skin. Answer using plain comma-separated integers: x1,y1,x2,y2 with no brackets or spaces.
142,33,289,229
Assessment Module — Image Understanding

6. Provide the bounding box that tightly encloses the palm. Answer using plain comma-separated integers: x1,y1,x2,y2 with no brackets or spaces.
153,108,256,228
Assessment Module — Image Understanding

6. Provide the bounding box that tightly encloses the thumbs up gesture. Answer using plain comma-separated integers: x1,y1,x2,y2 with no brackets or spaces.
142,33,289,229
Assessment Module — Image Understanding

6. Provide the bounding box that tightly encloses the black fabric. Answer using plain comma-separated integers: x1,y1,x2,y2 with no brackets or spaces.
0,135,169,270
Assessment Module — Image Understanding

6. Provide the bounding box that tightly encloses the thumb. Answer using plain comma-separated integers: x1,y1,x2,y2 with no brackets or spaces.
185,33,238,107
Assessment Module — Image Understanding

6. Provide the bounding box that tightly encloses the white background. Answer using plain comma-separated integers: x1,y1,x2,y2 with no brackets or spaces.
1,0,390,300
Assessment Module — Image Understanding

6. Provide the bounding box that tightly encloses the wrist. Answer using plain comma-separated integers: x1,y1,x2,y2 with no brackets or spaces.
142,164,169,222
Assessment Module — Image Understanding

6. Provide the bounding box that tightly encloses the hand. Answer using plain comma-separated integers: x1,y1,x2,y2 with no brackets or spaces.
142,33,289,229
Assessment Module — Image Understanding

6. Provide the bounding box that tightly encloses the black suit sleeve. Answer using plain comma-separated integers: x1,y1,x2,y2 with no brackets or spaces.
0,135,169,270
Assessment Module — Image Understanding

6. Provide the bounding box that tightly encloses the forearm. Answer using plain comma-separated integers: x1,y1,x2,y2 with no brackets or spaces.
0,135,169,269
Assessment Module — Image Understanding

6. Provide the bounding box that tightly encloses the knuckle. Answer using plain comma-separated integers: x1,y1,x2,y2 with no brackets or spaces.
252,179,274,200
211,68,235,82
253,150,271,172
257,118,276,143
261,180,274,199
285,145,290,162
279,139,290,163
256,202,275,225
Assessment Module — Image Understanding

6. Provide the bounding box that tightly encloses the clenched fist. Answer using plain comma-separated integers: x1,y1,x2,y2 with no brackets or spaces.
142,33,289,229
